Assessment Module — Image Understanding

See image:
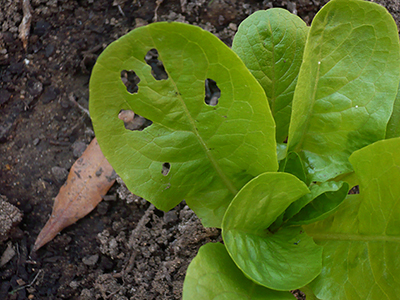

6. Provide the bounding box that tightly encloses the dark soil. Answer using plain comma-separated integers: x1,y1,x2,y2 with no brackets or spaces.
0,0,398,299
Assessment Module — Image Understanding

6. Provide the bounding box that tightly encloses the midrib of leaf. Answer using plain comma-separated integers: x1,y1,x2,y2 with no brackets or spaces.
291,26,324,153
293,70,321,154
310,233,400,243
292,14,352,153
293,15,380,155
151,32,239,196
268,18,276,114
228,228,271,239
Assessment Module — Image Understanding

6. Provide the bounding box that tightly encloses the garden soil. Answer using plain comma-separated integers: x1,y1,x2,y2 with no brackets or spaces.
0,0,398,299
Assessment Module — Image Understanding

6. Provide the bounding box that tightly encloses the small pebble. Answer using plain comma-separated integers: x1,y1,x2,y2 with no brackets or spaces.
228,23,237,31
82,254,99,266
60,99,70,108
96,201,109,216
0,90,11,106
8,62,24,74
27,80,43,98
0,242,16,267
164,211,178,224
80,288,94,299
69,280,79,289
34,20,51,36
45,44,55,57
51,166,69,183
42,86,59,104
71,141,87,158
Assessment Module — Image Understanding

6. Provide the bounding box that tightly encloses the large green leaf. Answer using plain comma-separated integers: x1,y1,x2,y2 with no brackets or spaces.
232,8,308,143
288,0,400,182
182,243,295,300
222,172,322,291
89,22,278,227
305,138,400,300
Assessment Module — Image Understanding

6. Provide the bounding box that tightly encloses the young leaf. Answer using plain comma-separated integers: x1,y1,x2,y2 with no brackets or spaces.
271,152,308,230
305,137,400,300
386,81,400,139
276,143,288,161
232,8,308,143
182,243,295,300
89,22,278,228
278,151,308,184
222,172,322,291
284,181,349,226
288,0,400,182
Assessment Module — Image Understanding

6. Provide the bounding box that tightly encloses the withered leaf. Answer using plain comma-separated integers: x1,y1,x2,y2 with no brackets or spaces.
18,0,32,51
33,138,115,252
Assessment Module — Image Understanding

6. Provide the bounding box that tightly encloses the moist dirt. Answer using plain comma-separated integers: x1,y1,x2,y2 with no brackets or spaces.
0,0,398,299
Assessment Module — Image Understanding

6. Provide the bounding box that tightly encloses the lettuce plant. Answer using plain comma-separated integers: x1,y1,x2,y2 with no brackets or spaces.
89,0,400,298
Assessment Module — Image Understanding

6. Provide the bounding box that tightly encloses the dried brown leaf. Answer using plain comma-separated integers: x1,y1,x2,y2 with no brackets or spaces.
33,138,115,252
18,0,32,51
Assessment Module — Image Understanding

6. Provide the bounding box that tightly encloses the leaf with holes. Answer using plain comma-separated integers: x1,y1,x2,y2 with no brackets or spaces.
89,1,400,298
305,137,400,300
287,0,400,182
232,8,308,143
89,22,278,227
183,242,296,300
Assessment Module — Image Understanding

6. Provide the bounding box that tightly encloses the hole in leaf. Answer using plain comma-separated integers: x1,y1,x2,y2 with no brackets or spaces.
118,109,152,131
162,162,170,176
121,70,140,94
145,49,168,80
204,78,221,106
348,185,359,194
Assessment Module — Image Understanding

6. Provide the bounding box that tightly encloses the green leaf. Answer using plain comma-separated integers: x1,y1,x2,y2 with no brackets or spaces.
285,181,349,226
332,171,359,189
271,152,308,230
183,243,295,300
232,8,308,143
288,0,400,182
300,285,321,300
89,22,278,227
276,143,288,161
386,81,400,139
305,137,400,300
278,151,307,184
222,172,322,291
